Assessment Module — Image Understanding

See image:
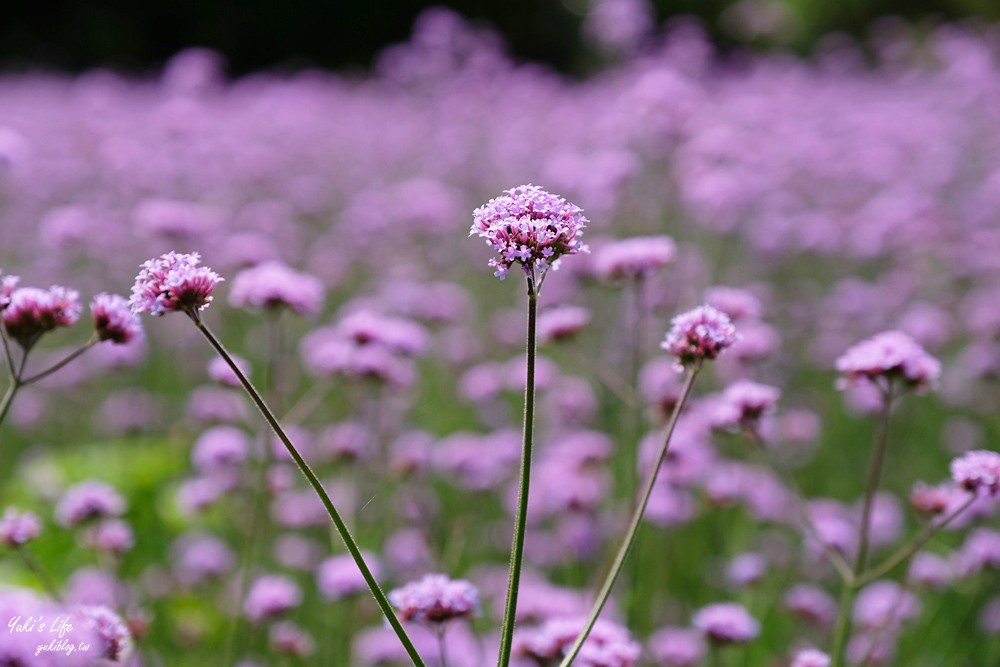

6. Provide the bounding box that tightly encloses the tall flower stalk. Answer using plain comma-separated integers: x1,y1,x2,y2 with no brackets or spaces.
469,185,590,667
558,303,737,666
129,251,426,667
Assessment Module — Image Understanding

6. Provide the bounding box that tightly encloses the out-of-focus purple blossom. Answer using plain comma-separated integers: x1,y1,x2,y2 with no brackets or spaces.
384,528,434,577
783,584,837,627
388,573,479,624
725,552,768,587
185,385,248,424
692,602,760,645
662,305,738,370
316,421,371,463
273,533,323,571
130,251,223,316
835,330,941,393
594,235,675,282
90,293,143,344
910,481,966,515
55,480,126,527
846,629,897,666
82,518,135,555
950,449,1000,496
77,604,132,661
954,529,1000,576
271,621,315,657
191,425,250,474
853,580,921,629
244,574,303,623
470,184,589,281
791,648,830,667
2,285,81,347
0,270,18,310
857,492,904,548
980,596,1000,634
805,499,858,561
515,617,640,666
639,357,684,419
317,551,381,599
271,488,330,528
538,305,591,344
647,626,705,666
172,532,234,586
176,476,225,515
703,286,762,322
65,567,127,608
228,260,325,316
909,552,953,589
433,430,520,491
709,380,780,430
0,507,41,547
207,354,250,387
133,198,222,241
584,0,654,55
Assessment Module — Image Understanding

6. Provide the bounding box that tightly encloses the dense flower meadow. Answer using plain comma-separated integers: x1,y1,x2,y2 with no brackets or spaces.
2,6,1000,666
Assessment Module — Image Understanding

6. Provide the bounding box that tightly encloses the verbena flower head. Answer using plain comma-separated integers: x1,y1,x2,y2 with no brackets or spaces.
2,285,81,348
661,305,738,370
950,450,1000,496
711,380,780,430
0,507,41,547
228,260,324,316
692,602,760,645
90,293,143,344
55,480,127,527
835,330,940,393
388,573,478,624
538,305,591,344
515,617,640,667
244,574,303,623
791,648,830,667
595,235,675,281
470,184,589,281
77,604,132,661
130,251,223,316
0,271,18,310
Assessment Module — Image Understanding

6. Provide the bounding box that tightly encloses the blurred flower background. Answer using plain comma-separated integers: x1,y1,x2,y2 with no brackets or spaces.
2,1,1000,665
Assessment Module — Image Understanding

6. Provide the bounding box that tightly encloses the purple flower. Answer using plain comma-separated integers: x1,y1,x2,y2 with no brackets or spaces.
692,602,760,645
244,574,303,623
909,481,966,515
703,286,762,322
316,551,381,599
191,425,250,474
207,354,251,387
0,507,41,547
835,330,941,393
470,184,589,280
950,449,1000,496
648,626,705,666
661,305,738,370
0,271,18,310
853,580,921,629
725,552,768,587
172,532,234,586
783,584,837,627
388,573,478,624
515,617,640,667
270,621,315,657
129,251,223,316
55,480,126,527
90,293,143,344
594,235,675,281
228,260,325,316
82,519,135,555
2,285,81,347
791,648,830,667
710,380,780,430
77,604,132,661
538,305,591,344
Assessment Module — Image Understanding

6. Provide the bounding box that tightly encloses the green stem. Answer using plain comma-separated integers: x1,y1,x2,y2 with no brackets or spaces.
860,493,976,586
830,384,895,667
189,312,426,667
496,279,538,667
20,336,99,387
15,544,63,602
558,364,701,667
0,380,17,429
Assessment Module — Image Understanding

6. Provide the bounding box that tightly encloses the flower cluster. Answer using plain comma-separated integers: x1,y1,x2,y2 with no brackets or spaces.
129,251,223,317
1,285,81,348
90,293,143,344
661,305,739,370
835,330,941,393
228,261,325,317
388,573,479,625
514,617,640,667
594,235,675,281
0,507,41,547
951,450,1000,497
470,184,589,281
692,602,760,645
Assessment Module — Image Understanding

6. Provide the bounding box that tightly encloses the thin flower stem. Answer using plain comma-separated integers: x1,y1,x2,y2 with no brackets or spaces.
860,494,976,586
0,329,15,379
189,312,427,667
0,380,17,430
558,364,701,667
15,544,63,602
282,376,334,425
744,428,854,583
437,625,450,667
830,384,895,667
20,336,99,387
496,278,538,667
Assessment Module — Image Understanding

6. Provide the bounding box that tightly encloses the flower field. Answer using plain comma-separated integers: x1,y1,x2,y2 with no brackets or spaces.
1,8,1000,666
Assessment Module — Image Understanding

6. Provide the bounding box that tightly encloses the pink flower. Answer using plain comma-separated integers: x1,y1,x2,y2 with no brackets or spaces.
0,507,41,547
594,235,675,281
129,251,223,316
228,261,324,316
791,648,830,667
90,293,143,344
835,330,940,393
2,285,81,347
661,305,739,370
692,602,760,645
951,450,1000,496
0,271,18,310
470,184,589,281
538,305,591,344
388,573,478,624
